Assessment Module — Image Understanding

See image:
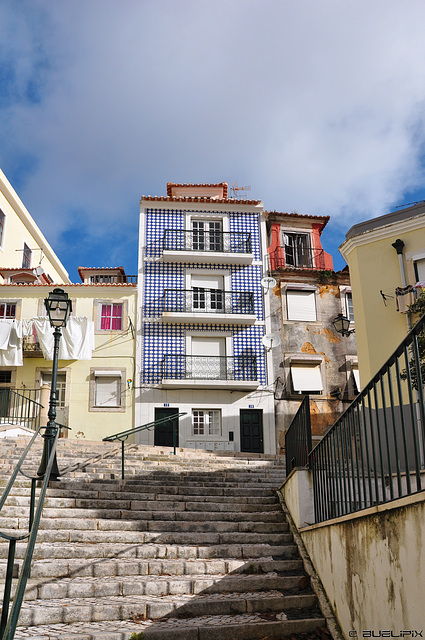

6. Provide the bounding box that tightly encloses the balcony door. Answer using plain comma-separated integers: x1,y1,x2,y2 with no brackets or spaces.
154,407,179,447
191,274,224,313
192,220,222,251
284,232,312,268
190,337,226,380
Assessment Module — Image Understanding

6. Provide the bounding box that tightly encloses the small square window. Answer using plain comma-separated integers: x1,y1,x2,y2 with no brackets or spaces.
192,410,222,436
286,290,316,321
290,364,323,394
0,303,16,319
95,374,121,407
100,303,123,330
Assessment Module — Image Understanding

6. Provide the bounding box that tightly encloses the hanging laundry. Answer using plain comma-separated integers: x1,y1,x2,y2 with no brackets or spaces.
0,320,23,366
395,285,416,313
33,317,95,360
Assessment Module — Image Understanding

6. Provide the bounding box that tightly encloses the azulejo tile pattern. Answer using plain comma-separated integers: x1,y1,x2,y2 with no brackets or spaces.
142,207,266,386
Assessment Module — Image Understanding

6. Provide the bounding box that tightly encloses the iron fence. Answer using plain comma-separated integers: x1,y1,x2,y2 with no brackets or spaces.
285,395,312,477
270,247,326,270
309,313,425,523
163,355,258,382
163,229,252,254
163,289,254,315
0,389,42,431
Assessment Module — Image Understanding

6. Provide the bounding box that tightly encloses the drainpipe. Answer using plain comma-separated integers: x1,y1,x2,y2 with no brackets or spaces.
392,239,411,331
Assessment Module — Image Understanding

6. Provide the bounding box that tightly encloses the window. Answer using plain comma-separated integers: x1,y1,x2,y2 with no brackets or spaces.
0,210,5,247
100,303,123,330
352,365,360,393
191,274,224,312
0,371,12,384
91,275,115,284
290,363,323,394
192,410,221,436
346,292,354,322
414,258,425,282
0,303,16,319
22,244,32,268
283,232,312,268
192,220,223,251
42,373,66,409
286,289,316,321
89,368,125,412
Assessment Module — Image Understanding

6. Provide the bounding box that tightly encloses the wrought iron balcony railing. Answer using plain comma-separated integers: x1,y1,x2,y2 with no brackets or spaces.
270,246,326,270
163,355,258,382
163,229,252,254
163,289,255,315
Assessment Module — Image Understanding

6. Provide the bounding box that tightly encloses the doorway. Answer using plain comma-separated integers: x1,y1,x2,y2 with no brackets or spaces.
154,407,179,447
240,409,264,453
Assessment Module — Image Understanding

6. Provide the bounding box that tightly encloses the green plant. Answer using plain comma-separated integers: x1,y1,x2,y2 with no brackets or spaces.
316,270,335,284
129,633,144,640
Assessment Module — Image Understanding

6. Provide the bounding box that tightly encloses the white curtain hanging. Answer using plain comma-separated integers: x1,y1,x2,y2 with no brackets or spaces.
33,317,95,360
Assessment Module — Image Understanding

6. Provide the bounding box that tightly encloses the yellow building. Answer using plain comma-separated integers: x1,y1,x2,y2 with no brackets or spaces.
0,169,137,441
339,202,425,385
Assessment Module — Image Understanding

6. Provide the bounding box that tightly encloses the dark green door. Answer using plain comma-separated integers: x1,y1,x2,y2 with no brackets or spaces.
240,409,263,453
154,408,179,447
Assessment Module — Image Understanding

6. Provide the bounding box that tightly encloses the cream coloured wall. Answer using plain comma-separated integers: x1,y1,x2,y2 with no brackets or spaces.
0,169,69,284
340,212,425,384
0,284,136,441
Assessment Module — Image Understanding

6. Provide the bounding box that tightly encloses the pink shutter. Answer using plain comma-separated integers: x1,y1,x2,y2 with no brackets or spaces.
101,304,111,330
112,304,122,330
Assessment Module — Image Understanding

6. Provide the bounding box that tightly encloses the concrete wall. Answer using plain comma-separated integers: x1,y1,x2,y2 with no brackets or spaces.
281,470,425,637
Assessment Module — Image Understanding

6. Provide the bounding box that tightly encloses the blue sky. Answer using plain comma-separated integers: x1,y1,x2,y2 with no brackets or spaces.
2,0,425,281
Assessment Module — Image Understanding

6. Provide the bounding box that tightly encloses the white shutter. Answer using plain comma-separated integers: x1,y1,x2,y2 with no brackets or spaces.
95,375,121,407
291,364,323,392
191,275,223,289
287,290,316,321
352,367,361,392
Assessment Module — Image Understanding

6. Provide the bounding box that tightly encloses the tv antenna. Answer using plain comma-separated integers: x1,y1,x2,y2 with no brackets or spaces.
231,182,251,198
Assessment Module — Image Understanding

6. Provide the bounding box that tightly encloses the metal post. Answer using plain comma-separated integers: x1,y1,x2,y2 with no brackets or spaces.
37,326,61,481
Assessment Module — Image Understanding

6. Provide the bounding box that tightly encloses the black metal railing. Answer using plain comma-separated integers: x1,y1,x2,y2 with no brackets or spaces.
309,313,425,523
163,229,252,254
163,289,254,315
89,274,138,284
163,355,258,382
285,396,312,477
103,413,187,476
270,247,326,270
0,389,42,431
0,423,65,640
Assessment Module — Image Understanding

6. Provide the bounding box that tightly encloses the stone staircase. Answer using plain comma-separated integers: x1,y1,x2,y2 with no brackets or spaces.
0,436,328,639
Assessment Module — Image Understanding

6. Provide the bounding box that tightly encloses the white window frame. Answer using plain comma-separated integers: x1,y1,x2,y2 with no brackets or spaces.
89,368,126,413
192,409,222,436
22,243,32,269
93,300,128,334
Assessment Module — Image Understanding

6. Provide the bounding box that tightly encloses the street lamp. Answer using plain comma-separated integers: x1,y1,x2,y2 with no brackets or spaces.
332,313,355,337
37,288,72,481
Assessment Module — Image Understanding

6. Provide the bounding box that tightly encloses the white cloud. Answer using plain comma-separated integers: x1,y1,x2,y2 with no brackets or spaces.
1,0,425,273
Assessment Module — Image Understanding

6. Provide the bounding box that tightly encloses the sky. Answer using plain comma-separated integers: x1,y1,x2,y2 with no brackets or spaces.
2,0,425,281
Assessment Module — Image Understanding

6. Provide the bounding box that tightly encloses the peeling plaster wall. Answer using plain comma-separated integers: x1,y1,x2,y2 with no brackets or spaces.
300,494,425,636
269,275,357,451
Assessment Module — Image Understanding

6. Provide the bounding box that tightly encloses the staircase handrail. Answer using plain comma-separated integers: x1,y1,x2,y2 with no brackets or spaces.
0,424,65,640
0,388,43,431
103,413,187,478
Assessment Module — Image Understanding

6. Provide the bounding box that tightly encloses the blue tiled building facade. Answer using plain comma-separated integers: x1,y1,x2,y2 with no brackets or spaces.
136,183,276,454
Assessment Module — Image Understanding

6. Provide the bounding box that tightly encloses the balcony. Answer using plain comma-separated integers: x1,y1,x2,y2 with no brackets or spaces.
161,289,256,325
22,335,43,357
270,246,327,271
162,230,253,265
162,355,259,390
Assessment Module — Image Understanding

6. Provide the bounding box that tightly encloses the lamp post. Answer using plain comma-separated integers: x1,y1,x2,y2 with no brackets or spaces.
37,288,72,481
332,313,355,337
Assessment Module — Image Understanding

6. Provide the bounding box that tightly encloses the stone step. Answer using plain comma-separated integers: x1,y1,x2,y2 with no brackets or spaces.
0,541,298,560
13,591,323,628
0,557,303,580
17,572,304,601
0,519,287,542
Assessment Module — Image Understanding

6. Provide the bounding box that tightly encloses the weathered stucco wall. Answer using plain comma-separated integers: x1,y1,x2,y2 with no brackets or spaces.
299,493,425,637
